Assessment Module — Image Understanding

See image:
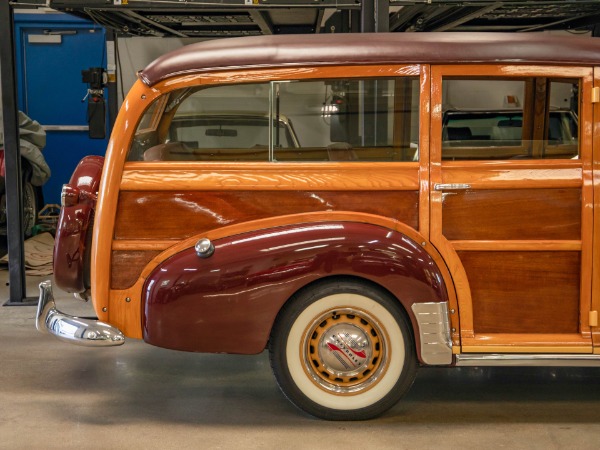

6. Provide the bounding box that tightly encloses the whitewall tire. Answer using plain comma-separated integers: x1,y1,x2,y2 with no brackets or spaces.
269,279,417,420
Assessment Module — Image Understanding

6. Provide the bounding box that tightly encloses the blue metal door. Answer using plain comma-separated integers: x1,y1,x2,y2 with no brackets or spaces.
16,15,109,205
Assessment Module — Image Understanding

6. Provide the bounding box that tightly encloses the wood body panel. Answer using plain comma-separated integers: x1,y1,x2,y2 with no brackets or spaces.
442,188,582,241
120,163,419,191
441,161,582,189
111,250,161,290
114,190,419,241
459,251,581,334
418,66,432,241
462,333,591,353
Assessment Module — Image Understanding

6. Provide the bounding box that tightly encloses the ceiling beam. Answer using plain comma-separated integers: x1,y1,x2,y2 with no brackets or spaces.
123,10,188,37
430,2,504,32
389,5,427,32
248,10,274,34
519,11,600,32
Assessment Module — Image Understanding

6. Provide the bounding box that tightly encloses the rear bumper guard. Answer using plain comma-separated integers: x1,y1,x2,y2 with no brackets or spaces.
36,280,125,347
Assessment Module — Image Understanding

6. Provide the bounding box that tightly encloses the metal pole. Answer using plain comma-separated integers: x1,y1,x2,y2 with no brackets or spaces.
1,1,34,305
361,0,388,33
105,28,118,130
361,0,375,32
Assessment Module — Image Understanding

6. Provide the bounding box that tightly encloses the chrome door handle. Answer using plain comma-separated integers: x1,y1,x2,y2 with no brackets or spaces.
434,183,471,191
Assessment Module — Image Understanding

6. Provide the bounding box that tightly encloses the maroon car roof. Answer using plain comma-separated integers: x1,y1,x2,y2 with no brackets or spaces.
139,32,600,87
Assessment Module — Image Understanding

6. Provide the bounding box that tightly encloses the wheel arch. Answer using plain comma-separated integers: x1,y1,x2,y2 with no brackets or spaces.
270,273,417,348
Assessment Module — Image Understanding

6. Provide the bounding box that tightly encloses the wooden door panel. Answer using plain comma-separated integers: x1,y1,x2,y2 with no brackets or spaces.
460,251,580,334
442,188,581,241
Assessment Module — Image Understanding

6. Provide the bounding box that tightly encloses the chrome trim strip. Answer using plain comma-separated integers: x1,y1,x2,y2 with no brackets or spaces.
434,183,471,191
456,353,600,367
42,125,89,132
36,281,125,347
411,302,452,365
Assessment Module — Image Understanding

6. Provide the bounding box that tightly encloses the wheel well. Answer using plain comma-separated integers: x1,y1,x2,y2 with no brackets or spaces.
269,274,416,350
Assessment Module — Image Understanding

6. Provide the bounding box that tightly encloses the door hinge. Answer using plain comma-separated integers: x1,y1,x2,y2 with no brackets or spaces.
592,87,600,104
590,310,598,327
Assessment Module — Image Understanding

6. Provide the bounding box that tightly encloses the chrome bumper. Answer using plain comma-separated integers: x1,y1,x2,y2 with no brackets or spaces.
36,280,125,347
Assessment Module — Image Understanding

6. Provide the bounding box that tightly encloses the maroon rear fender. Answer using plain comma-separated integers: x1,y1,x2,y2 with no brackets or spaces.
142,221,448,355
53,155,104,293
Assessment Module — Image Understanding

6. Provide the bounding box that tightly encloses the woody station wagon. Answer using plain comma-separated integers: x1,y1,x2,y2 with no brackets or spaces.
37,32,600,420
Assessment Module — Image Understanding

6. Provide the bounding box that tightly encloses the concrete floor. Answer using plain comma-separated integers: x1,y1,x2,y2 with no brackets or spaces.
2,272,600,449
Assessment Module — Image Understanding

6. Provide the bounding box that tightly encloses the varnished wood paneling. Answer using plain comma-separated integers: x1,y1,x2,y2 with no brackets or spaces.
111,250,161,290
451,240,581,251
459,251,580,334
441,160,582,189
443,189,581,241
462,333,591,353
114,190,419,240
120,163,420,191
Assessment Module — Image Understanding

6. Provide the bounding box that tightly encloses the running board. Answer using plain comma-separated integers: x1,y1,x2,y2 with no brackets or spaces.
456,353,600,367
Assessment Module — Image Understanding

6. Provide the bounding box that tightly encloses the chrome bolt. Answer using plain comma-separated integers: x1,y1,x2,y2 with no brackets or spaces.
195,238,215,258
102,307,107,312
125,297,131,303
450,309,455,314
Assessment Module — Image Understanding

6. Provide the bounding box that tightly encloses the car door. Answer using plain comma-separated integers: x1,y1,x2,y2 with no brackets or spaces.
429,64,595,354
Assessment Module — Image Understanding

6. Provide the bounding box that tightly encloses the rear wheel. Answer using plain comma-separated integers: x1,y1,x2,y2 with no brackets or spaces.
269,279,417,420
0,181,39,238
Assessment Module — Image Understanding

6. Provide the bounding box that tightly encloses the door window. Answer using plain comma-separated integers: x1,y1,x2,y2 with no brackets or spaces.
442,78,579,160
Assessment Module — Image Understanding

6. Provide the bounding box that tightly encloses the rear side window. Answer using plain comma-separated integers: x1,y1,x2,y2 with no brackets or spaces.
442,78,579,160
129,76,420,162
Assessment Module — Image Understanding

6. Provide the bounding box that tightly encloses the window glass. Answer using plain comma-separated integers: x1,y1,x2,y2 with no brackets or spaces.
442,78,579,160
130,83,271,162
275,77,419,161
129,77,420,162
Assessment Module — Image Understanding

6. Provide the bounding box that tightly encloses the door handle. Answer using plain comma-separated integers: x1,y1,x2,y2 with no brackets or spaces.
434,183,471,191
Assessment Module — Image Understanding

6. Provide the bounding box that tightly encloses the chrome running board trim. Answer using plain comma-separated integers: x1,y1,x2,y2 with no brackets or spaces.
411,302,452,365
36,280,125,347
456,353,600,367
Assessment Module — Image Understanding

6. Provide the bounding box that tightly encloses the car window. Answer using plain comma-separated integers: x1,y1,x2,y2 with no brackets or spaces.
442,78,579,160
131,83,271,162
129,77,420,162
275,77,420,162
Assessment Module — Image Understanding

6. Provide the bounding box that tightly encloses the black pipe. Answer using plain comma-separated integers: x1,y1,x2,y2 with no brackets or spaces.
1,2,34,305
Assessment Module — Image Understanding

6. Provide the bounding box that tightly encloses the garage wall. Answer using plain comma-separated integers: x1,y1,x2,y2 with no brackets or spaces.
116,37,205,102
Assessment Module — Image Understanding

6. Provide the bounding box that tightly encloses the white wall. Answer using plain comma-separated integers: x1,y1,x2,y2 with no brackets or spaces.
116,37,205,102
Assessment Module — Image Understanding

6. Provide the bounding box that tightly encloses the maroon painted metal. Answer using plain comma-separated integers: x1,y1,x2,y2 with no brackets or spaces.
139,33,600,87
142,221,448,356
53,155,104,293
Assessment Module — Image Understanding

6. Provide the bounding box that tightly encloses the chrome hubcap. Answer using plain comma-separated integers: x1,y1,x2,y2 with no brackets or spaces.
304,308,386,393
319,323,371,375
